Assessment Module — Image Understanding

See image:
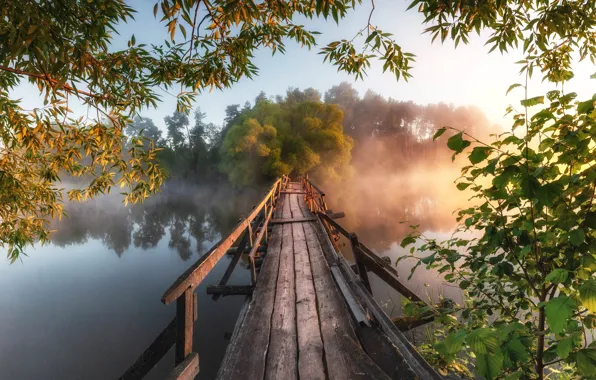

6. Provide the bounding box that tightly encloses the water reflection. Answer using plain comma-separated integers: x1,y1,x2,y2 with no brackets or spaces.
0,183,263,380
50,182,262,260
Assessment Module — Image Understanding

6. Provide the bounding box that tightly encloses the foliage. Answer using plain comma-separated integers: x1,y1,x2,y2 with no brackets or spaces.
219,92,353,186
401,90,596,378
0,0,413,260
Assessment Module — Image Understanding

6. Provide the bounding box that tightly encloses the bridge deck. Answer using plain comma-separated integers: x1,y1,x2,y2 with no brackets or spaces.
217,183,415,380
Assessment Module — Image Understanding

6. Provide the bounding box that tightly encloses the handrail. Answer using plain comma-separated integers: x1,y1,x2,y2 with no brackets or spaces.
303,176,422,303
162,177,284,304
119,175,289,380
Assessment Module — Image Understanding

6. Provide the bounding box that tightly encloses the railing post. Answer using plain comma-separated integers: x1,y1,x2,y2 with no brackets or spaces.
175,287,194,365
349,233,372,293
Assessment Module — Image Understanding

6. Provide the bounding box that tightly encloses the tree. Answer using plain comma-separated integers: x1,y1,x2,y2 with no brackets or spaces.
396,1,596,378
164,111,190,150
220,97,352,186
126,116,163,147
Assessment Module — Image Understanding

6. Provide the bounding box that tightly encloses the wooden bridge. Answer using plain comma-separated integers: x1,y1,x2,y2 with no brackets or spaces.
119,177,444,380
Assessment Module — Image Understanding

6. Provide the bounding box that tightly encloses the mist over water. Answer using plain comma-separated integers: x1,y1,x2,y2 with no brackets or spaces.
0,182,265,380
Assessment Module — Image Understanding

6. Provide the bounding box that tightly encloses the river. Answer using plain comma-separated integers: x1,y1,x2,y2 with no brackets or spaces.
0,179,463,379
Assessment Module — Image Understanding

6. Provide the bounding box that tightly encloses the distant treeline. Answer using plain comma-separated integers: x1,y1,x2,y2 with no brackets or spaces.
129,83,495,186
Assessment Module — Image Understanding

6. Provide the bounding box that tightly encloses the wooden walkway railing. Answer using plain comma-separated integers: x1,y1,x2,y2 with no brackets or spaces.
119,176,289,380
301,175,423,303
119,174,440,380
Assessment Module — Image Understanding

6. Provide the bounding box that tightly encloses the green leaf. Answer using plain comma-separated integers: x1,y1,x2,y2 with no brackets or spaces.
580,280,596,313
475,352,504,380
447,132,471,154
585,211,596,228
433,127,447,140
591,73,596,79
456,182,470,190
469,146,491,164
400,235,416,248
520,96,544,107
506,83,522,95
569,228,585,246
576,348,596,376
506,338,529,362
443,330,467,355
545,296,576,334
578,100,594,114
545,269,568,284
467,328,500,354
556,337,573,359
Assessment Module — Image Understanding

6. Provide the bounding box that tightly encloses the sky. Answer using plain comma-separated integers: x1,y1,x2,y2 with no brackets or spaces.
12,0,596,131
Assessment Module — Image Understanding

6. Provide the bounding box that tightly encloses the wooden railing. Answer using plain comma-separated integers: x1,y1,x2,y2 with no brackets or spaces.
301,175,423,303
119,176,289,380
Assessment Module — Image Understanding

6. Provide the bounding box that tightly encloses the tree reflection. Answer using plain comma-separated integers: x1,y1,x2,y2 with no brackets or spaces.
48,183,262,260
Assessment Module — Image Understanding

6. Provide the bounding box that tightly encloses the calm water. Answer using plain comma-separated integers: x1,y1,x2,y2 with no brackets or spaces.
0,183,263,380
0,181,463,379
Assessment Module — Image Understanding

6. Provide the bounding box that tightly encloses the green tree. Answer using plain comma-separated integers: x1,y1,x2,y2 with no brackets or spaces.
397,1,596,378
220,94,352,185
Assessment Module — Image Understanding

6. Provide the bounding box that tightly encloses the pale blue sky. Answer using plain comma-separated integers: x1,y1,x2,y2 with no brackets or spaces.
12,0,596,131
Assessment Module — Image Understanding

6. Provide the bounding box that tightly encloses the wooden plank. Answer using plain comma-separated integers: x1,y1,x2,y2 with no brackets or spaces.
162,179,280,305
357,243,398,276
329,266,369,327
265,223,297,379
281,190,307,194
166,352,199,380
270,216,317,224
118,317,177,380
293,222,325,380
319,212,350,238
355,247,422,303
302,222,361,380
289,193,304,218
350,234,372,293
206,285,253,296
175,288,194,364
217,224,283,380
249,204,274,283
336,332,393,380
334,249,443,379
355,325,417,379
282,193,292,219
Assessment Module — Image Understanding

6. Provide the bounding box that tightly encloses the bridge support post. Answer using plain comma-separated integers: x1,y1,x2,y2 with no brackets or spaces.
175,287,195,365
349,233,372,293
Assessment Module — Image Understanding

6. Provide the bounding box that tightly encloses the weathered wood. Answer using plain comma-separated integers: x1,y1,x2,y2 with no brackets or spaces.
217,223,283,380
270,216,317,224
265,223,297,380
118,317,177,380
354,246,422,303
332,246,443,379
336,332,393,380
214,230,252,301
330,265,370,327
350,233,372,293
319,212,350,238
355,325,417,379
303,222,364,380
289,193,304,218
175,288,194,364
206,285,254,296
281,190,307,194
293,222,325,380
249,204,274,284
166,352,199,380
162,178,280,305
357,242,398,276
328,211,346,219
